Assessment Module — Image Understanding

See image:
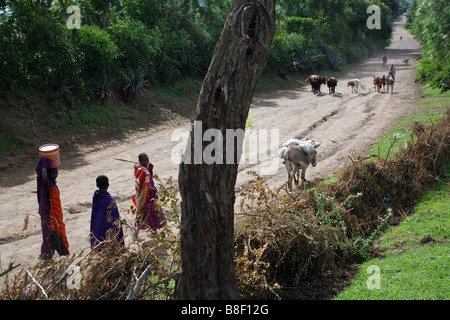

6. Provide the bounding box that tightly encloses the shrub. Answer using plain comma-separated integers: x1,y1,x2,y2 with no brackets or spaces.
149,24,196,83
108,18,158,83
71,25,119,92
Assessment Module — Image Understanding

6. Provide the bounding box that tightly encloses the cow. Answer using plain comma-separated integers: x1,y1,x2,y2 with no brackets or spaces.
347,79,360,93
381,75,386,90
386,77,394,93
402,58,409,65
327,77,338,94
306,75,326,94
373,76,382,92
311,77,322,95
283,141,321,191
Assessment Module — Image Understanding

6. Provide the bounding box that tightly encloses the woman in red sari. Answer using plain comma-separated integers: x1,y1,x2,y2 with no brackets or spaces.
132,153,165,231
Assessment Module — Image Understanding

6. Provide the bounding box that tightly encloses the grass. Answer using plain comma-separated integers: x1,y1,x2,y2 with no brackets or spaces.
367,91,449,160
335,244,449,299
333,86,449,300
334,164,449,300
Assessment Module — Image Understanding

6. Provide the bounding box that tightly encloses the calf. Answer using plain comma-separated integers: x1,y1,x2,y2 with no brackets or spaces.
373,76,382,92
347,79,360,93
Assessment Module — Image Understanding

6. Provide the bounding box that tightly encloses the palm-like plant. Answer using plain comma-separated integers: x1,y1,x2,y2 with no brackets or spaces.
95,72,115,102
122,67,148,101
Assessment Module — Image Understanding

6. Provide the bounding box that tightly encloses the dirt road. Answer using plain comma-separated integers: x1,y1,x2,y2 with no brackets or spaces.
0,15,423,273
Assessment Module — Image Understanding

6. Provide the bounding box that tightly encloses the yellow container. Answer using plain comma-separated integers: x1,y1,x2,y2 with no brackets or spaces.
39,144,60,168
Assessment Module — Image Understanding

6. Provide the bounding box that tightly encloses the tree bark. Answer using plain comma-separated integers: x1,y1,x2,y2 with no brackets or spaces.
174,0,276,300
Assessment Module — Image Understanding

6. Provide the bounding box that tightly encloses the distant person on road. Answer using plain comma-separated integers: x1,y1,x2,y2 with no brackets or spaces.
90,175,124,252
132,153,165,231
36,158,69,260
388,64,396,80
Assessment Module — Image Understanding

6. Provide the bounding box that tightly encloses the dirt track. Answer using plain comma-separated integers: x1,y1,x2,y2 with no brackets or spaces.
0,15,423,274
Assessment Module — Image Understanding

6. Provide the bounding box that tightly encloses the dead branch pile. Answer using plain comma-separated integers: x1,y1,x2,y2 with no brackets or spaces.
324,112,449,236
235,113,449,299
0,241,178,300
235,175,347,299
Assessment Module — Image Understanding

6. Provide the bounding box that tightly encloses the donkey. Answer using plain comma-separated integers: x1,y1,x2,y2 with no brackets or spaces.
386,77,394,93
283,142,321,191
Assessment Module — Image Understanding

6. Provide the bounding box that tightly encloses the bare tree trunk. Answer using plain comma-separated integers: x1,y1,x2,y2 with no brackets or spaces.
175,0,276,300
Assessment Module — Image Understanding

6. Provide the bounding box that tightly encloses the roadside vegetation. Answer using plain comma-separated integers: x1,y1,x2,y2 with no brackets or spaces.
405,0,449,93
334,0,450,298
335,164,449,300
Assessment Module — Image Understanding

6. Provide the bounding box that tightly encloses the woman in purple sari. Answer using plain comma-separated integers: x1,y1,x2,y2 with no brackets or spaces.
90,175,124,251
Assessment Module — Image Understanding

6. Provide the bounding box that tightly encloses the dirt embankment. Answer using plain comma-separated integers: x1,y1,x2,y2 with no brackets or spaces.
0,15,424,274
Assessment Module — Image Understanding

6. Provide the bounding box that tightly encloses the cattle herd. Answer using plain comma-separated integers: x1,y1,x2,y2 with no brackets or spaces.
305,55,407,96
283,56,408,190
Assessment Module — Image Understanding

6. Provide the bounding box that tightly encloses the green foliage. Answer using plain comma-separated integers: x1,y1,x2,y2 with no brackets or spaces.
1,0,402,98
121,67,148,101
407,0,450,91
268,0,395,73
108,18,158,82
72,25,119,91
149,24,196,83
0,2,74,93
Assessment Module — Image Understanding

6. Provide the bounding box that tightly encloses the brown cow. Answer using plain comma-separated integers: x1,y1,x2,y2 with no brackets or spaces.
327,77,338,94
373,76,382,92
306,75,326,94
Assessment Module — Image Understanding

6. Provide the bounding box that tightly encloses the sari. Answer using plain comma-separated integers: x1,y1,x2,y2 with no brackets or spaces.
90,189,124,251
132,162,165,230
36,158,69,258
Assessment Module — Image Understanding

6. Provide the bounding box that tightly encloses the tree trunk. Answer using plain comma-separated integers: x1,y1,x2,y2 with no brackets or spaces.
174,0,276,300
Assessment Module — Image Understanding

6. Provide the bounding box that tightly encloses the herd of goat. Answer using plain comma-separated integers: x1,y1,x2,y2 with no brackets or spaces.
281,57,410,191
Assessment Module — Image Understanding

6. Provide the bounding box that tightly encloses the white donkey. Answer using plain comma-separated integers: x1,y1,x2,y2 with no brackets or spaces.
281,140,321,191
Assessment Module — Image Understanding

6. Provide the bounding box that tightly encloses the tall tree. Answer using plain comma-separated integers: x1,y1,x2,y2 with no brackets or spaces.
174,0,277,300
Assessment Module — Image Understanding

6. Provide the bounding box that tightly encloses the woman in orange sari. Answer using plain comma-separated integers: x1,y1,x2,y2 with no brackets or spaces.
36,158,69,259
132,153,165,231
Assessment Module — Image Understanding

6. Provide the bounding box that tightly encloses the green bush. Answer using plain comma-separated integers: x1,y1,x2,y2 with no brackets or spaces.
149,24,196,83
108,18,158,83
408,0,449,91
0,20,23,93
72,25,119,92
268,32,320,72
0,6,74,93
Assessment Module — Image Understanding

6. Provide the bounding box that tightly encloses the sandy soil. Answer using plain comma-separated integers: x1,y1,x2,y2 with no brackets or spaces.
0,15,423,275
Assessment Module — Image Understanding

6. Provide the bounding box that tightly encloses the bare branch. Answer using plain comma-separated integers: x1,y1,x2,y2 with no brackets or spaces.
0,262,21,278
25,270,48,300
